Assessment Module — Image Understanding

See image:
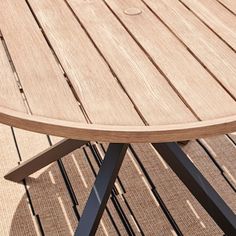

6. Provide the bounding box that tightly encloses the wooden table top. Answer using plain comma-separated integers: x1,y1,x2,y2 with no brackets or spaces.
0,0,236,143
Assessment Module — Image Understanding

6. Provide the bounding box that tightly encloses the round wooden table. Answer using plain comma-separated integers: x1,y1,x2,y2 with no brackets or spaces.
0,0,236,235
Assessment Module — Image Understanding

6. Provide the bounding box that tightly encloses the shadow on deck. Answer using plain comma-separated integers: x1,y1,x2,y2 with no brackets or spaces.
0,126,235,235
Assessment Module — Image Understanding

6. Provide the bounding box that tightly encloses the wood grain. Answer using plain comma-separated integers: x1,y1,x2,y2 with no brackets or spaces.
217,0,236,14
0,0,236,142
27,0,143,126
0,39,25,112
103,0,236,120
142,0,236,99
181,0,236,50
65,0,196,125
0,0,85,122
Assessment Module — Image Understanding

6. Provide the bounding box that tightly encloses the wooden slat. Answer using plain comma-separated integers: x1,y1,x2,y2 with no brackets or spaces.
1,0,236,142
27,0,143,126
182,141,236,213
199,136,236,190
57,0,196,125
115,195,143,235
142,0,236,99
49,136,124,235
0,125,40,236
14,129,78,235
102,0,236,121
1,23,80,233
218,0,236,14
96,144,175,235
0,0,85,122
0,37,41,235
132,143,223,235
59,147,127,235
0,39,25,112
181,0,236,50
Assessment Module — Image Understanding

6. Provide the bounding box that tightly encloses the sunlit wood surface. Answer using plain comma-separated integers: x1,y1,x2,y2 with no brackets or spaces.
0,0,236,142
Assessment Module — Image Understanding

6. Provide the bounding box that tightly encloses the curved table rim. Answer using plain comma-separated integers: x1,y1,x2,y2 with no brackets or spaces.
0,107,236,143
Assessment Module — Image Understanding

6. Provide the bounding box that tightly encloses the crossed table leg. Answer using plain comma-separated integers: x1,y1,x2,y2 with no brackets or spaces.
5,140,236,235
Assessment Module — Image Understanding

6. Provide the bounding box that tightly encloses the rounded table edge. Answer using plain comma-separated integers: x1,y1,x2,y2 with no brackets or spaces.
0,107,236,143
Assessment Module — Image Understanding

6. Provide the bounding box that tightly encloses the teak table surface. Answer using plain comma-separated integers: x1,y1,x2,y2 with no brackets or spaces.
0,0,236,143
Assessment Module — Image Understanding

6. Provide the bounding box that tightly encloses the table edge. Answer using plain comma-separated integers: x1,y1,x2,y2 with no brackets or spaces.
0,107,236,143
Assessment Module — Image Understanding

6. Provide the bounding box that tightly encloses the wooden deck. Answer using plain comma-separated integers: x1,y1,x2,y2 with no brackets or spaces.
0,125,235,235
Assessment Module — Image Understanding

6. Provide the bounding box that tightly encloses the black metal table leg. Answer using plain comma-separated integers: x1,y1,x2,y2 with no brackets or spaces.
152,142,236,236
75,143,128,236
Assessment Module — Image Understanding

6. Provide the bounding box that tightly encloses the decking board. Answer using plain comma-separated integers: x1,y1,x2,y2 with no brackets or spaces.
1,125,236,235
12,129,78,236
200,136,236,191
0,125,40,236
98,144,175,235
131,143,223,235
60,147,120,236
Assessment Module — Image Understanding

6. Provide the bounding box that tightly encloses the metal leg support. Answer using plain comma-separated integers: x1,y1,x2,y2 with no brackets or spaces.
75,143,128,236
152,142,236,236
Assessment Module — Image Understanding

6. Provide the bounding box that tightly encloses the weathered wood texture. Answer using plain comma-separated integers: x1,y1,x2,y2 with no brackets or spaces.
0,0,236,142
0,1,236,235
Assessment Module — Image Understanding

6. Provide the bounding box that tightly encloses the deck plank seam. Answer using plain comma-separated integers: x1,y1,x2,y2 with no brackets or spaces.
141,0,236,102
177,0,236,53
129,144,183,236
120,195,144,235
2,23,82,232
225,134,236,188
47,136,81,222
226,134,236,147
83,146,130,235
10,127,45,236
88,143,141,235
197,139,236,192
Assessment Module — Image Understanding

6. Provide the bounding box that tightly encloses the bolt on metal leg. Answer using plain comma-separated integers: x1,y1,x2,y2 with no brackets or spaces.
75,143,128,236
152,142,236,236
